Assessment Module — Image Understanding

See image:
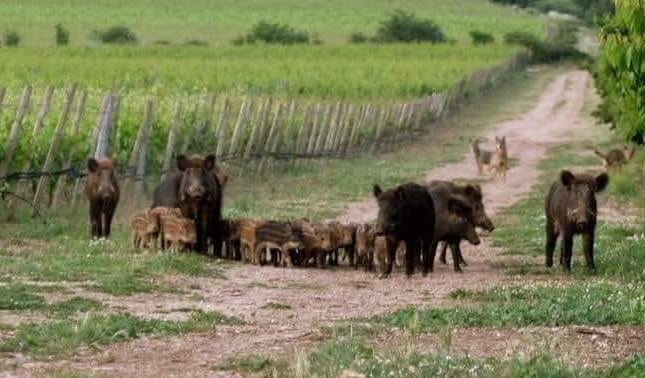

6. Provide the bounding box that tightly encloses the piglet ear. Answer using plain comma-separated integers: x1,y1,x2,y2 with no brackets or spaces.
87,158,99,173
373,184,382,198
560,170,575,187
595,173,609,192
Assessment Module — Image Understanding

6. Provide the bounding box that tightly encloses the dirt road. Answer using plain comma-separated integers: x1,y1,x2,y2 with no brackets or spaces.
12,69,615,377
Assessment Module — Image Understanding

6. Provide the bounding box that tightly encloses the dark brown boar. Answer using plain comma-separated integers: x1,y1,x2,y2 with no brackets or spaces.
373,182,436,277
428,187,481,272
152,154,223,255
427,181,494,268
84,157,120,239
545,170,609,272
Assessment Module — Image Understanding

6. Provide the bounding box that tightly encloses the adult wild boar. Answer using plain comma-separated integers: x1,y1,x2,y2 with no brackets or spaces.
152,154,222,255
545,170,609,272
373,182,436,277
427,181,494,267
427,185,481,272
85,157,119,239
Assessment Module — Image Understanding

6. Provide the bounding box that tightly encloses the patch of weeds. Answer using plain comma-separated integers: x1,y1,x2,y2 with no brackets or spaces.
0,310,243,358
48,297,104,318
215,354,285,374
381,282,645,331
261,301,292,310
34,369,99,378
0,285,47,311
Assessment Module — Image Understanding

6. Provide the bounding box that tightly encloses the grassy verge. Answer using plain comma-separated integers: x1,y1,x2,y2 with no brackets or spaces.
0,310,243,358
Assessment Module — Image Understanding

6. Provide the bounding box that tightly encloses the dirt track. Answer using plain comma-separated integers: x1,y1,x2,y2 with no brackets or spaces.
10,69,640,377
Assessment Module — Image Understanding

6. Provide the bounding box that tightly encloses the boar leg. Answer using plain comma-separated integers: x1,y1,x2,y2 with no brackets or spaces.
545,220,558,268
449,240,463,273
438,242,448,264
582,230,596,271
423,238,439,275
103,206,115,238
89,203,102,239
404,239,418,276
561,232,573,272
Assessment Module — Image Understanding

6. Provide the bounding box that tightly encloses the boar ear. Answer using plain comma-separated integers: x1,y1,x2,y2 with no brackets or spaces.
560,170,575,187
373,184,382,198
204,154,216,171
177,155,189,171
448,196,471,217
464,184,481,199
595,173,609,192
218,172,229,187
87,158,99,173
395,187,406,201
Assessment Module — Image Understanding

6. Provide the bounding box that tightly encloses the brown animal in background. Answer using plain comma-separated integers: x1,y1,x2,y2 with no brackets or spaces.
238,219,262,264
222,218,243,260
290,219,331,267
84,157,120,239
160,215,196,251
252,221,303,266
472,137,507,180
354,224,375,271
594,145,636,171
131,210,159,249
328,222,357,266
545,170,609,272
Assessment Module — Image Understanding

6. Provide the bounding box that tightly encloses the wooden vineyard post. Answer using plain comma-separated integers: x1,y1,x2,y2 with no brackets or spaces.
241,99,270,176
52,91,87,207
0,88,6,118
123,99,154,206
180,100,200,155
338,105,356,156
215,97,231,160
306,104,323,157
160,100,182,183
323,102,342,157
313,104,333,158
0,85,33,179
370,107,387,154
227,99,251,161
294,104,313,164
31,83,77,213
94,94,117,160
107,95,121,158
257,103,284,174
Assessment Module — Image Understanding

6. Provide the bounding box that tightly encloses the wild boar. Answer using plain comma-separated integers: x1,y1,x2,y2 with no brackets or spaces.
85,157,120,239
373,182,436,277
131,210,159,249
354,223,375,271
545,170,609,272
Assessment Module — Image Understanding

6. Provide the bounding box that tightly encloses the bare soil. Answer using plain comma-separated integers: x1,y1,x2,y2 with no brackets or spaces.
4,69,641,378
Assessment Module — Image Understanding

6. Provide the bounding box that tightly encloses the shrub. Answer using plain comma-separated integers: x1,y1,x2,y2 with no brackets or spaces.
55,24,70,46
375,10,446,43
4,31,20,47
504,23,585,63
153,40,171,45
184,39,208,46
91,26,138,45
349,32,369,44
236,21,310,45
469,30,495,45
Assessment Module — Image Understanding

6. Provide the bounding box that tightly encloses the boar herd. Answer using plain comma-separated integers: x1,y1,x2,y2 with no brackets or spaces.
82,138,631,276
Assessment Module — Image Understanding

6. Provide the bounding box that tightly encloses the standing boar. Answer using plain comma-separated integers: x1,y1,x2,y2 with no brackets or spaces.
149,207,183,249
85,157,119,239
161,215,197,252
427,181,494,267
373,182,436,277
545,170,609,272
152,154,223,256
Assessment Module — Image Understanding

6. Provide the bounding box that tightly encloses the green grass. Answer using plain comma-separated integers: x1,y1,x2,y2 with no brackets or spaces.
276,336,645,378
0,0,544,47
0,310,243,358
215,354,286,374
260,301,292,310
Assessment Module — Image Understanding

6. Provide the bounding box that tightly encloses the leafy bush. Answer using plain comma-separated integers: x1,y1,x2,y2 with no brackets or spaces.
469,30,495,45
375,10,446,43
91,26,138,44
489,0,614,23
184,39,208,46
55,24,70,46
4,31,20,47
235,21,310,45
504,22,585,63
349,32,370,44
153,40,171,45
